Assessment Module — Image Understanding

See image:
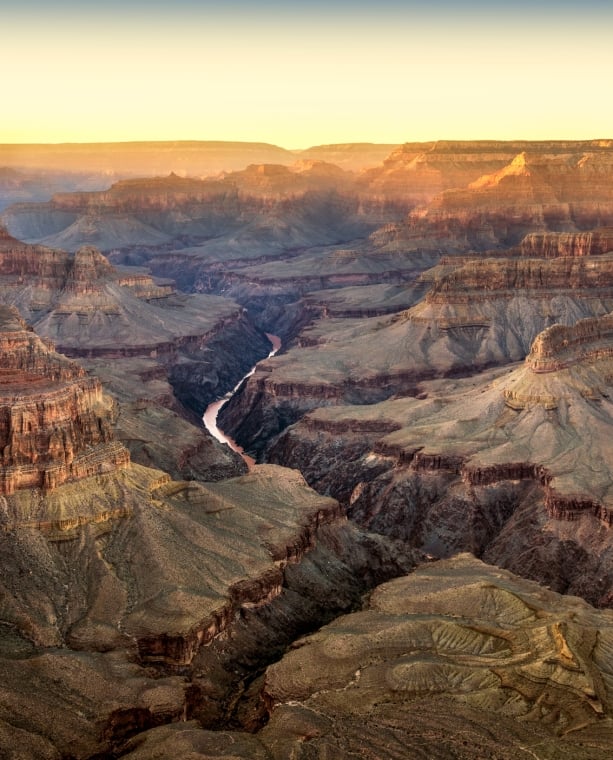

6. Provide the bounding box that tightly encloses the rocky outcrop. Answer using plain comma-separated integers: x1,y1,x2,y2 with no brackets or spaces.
221,252,613,458
0,229,276,480
133,472,347,666
519,228,613,257
0,228,273,414
405,148,613,248
0,306,128,497
357,139,589,203
0,228,172,318
425,254,613,304
369,143,613,255
525,313,613,372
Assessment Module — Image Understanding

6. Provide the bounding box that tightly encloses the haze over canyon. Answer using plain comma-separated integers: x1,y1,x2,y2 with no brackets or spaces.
2,137,613,759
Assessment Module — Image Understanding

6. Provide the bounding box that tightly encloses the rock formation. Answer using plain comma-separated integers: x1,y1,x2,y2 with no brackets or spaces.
0,305,128,499
0,454,416,756
120,555,613,760
0,164,378,257
0,299,419,758
220,253,613,457
403,147,613,249
0,228,271,478
4,138,613,758
0,228,170,322
358,139,534,203
268,312,613,605
518,228,613,257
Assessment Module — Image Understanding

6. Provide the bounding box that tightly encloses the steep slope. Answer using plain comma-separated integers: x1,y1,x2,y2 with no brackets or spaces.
400,147,613,250
0,305,128,498
0,164,366,253
518,228,613,257
0,457,412,756
360,139,515,202
0,317,419,757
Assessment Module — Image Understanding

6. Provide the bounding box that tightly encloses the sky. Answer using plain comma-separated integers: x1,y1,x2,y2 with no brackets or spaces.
1,1,612,147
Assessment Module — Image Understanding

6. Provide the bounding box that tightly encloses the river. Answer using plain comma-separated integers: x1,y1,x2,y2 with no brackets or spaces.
202,332,281,469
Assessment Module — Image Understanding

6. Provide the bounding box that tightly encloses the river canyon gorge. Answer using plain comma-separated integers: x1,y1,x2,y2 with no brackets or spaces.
2,139,613,758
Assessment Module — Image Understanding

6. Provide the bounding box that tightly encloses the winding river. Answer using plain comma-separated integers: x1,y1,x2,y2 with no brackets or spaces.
202,332,281,469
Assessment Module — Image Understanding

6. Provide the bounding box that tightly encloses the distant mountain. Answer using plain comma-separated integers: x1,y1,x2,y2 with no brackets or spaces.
0,140,297,177
0,140,400,178
298,142,400,171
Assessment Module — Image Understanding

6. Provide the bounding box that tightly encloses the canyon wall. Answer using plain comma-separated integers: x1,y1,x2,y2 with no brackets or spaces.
0,305,129,497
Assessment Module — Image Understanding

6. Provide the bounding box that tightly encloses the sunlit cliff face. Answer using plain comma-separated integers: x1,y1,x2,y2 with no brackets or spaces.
1,1,612,146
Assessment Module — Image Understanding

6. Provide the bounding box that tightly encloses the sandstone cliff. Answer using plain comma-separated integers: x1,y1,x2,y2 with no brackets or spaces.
359,139,531,203
0,305,128,497
367,143,613,257
519,228,613,257
0,229,171,321
402,148,613,249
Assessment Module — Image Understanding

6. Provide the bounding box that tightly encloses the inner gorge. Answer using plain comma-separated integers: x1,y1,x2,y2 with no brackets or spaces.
202,333,282,469
2,139,613,758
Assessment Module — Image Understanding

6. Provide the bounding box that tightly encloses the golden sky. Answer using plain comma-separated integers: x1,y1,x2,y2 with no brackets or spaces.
1,1,612,147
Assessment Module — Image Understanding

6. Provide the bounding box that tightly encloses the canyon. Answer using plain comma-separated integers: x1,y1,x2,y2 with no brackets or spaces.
2,138,613,757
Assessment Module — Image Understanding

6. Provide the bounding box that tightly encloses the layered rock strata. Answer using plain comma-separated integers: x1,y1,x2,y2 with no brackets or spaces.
519,228,613,258
221,254,613,458
0,229,270,476
0,229,171,322
269,313,613,605
0,165,385,258
359,139,532,203
370,144,613,259
0,305,128,497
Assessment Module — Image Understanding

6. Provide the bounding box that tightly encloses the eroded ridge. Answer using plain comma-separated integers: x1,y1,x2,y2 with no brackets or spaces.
0,228,172,316
424,255,613,306
526,313,613,372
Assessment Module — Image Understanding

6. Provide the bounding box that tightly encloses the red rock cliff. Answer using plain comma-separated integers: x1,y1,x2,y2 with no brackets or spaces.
0,306,128,495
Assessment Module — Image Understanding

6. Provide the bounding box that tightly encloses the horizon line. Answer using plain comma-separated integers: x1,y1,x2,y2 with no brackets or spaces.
1,137,612,151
